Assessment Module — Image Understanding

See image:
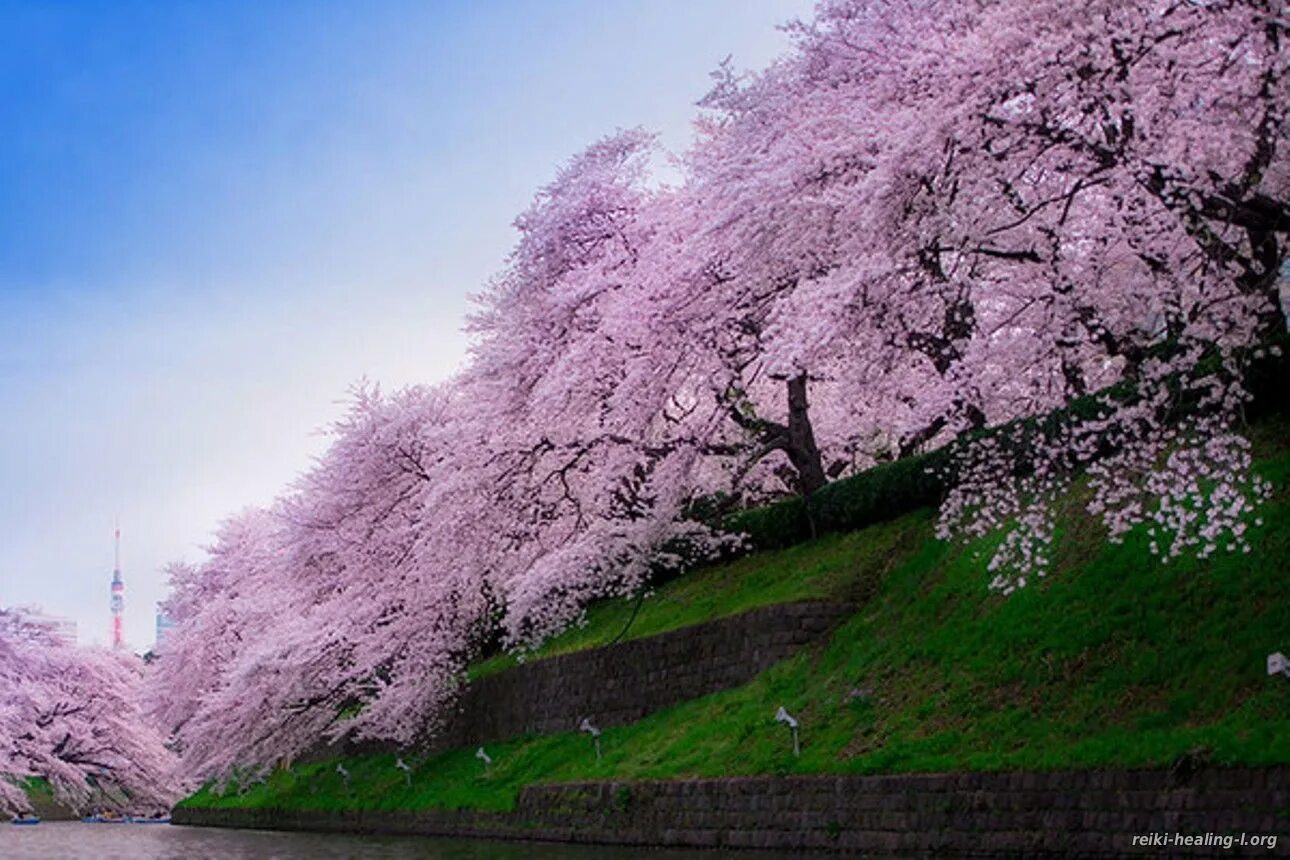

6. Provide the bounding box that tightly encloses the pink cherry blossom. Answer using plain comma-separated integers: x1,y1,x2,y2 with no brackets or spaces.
0,607,180,816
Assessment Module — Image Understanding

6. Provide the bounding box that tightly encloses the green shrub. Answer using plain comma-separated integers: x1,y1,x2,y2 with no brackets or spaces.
723,494,811,550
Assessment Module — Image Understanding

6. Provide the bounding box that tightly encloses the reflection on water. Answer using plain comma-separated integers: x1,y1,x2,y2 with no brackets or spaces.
0,822,798,859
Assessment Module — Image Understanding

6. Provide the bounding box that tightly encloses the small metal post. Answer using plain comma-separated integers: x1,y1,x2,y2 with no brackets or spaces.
774,706,800,757
579,718,602,761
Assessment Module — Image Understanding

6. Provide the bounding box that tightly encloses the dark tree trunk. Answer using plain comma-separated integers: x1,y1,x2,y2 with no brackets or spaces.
724,374,828,497
1245,221,1288,341
897,399,986,460
898,416,946,460
784,374,827,496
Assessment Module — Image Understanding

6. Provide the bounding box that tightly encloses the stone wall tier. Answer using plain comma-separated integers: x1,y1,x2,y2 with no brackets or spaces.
174,766,1290,856
320,600,850,759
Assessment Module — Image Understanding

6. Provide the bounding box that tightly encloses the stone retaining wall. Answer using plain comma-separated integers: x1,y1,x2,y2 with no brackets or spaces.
174,766,1290,856
317,600,848,760
436,600,848,749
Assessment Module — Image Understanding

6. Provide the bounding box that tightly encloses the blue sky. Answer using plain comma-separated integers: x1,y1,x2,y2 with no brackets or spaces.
0,1,810,648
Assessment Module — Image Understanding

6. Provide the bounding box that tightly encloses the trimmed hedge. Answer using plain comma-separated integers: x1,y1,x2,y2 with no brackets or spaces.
726,449,949,550
725,338,1290,551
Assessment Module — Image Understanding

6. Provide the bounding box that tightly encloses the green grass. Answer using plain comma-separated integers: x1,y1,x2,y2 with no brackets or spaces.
20,778,67,818
469,509,926,679
183,416,1290,813
22,778,54,805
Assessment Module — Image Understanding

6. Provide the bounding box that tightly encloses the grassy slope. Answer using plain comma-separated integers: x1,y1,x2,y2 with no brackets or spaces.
183,417,1290,813
469,507,926,680
20,778,73,819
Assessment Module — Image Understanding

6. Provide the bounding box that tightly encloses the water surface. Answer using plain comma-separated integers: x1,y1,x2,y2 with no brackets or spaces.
1,822,797,859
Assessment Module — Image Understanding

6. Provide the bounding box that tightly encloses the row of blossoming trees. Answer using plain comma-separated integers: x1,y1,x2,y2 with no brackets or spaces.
0,609,179,815
5,0,1283,805
144,0,1285,784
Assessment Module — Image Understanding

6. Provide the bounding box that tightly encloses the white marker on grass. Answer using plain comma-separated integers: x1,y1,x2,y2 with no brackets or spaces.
579,717,602,760
775,706,800,757
1268,652,1289,679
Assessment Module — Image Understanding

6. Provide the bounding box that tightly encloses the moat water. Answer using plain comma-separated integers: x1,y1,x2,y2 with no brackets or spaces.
1,822,798,858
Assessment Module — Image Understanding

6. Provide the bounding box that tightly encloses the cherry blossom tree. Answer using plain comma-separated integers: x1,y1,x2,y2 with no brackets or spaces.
144,508,296,779
257,383,492,753
0,607,180,816
150,385,504,779
461,134,727,646
824,0,1290,588
639,0,1286,586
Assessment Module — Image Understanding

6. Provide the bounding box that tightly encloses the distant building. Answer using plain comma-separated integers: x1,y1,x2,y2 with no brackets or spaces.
111,524,125,650
45,615,78,646
154,609,177,653
4,605,77,646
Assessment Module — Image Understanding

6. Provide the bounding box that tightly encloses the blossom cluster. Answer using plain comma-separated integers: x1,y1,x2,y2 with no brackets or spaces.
0,608,181,816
